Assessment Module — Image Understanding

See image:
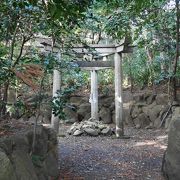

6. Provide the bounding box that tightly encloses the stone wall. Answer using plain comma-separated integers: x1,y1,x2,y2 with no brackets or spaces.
0,125,59,180
64,93,178,129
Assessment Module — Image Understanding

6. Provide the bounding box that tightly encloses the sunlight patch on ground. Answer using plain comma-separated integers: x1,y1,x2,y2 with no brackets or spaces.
134,139,167,150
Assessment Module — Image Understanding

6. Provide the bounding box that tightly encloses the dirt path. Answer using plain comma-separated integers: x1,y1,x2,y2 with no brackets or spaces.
58,125,167,180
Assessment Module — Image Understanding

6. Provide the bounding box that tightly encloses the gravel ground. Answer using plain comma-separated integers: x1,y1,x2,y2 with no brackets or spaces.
58,124,167,180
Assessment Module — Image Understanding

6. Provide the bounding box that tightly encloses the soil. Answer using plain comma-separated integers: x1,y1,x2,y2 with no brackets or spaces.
58,124,167,180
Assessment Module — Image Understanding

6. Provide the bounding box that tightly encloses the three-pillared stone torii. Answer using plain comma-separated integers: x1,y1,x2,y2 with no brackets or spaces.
38,37,133,137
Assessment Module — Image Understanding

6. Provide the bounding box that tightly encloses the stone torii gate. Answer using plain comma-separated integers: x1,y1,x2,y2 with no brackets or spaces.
75,56,124,137
40,37,132,137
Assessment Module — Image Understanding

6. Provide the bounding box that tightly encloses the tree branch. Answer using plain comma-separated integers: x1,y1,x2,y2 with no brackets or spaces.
12,34,33,68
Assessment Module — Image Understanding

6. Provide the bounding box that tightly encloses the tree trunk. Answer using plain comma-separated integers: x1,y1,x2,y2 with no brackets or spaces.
0,82,9,116
172,0,180,101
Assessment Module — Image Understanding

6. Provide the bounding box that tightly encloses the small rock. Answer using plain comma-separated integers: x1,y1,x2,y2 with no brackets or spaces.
84,128,99,136
156,94,169,105
101,127,112,135
135,124,141,129
98,124,107,130
99,107,112,124
73,130,83,136
146,94,156,105
145,122,153,129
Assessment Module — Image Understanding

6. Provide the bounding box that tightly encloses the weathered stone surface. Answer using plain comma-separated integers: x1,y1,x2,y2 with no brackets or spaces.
142,106,149,117
12,150,38,180
73,130,83,136
67,122,80,135
77,103,91,121
28,116,36,124
167,107,180,130
148,105,163,122
0,149,17,180
68,119,111,136
135,124,141,129
12,135,29,152
38,115,44,122
146,94,156,105
112,111,115,124
145,122,153,129
156,94,169,105
84,128,99,136
44,151,59,178
0,137,13,155
133,94,144,102
110,102,115,111
98,124,107,130
162,117,180,180
0,125,58,180
131,106,142,119
64,106,78,123
133,113,150,128
99,96,114,107
99,107,112,124
153,118,161,127
101,127,112,135
27,126,48,156
69,96,88,106
83,112,91,121
123,102,133,125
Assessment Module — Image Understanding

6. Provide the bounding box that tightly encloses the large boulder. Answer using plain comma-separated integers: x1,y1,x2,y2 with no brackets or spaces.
64,106,78,123
149,105,163,122
166,107,180,130
99,107,112,124
0,149,17,180
99,96,114,108
156,94,169,105
123,102,134,126
77,103,91,121
131,105,142,119
84,127,99,136
145,94,156,105
69,96,88,106
162,115,180,180
12,150,38,180
133,94,144,102
0,125,59,180
133,113,150,128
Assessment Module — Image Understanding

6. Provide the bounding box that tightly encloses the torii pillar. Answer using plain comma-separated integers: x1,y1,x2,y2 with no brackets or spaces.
90,70,99,120
114,52,124,137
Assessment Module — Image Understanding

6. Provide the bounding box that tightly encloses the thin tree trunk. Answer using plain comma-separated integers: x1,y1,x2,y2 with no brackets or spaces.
1,82,9,116
172,0,180,101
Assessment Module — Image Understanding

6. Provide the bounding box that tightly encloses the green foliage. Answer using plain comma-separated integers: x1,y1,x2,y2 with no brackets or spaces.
0,0,91,116
98,69,114,95
31,154,44,167
52,88,75,120
123,48,163,86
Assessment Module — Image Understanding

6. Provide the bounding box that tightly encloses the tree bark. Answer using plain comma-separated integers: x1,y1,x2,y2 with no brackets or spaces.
0,82,9,116
172,0,180,101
